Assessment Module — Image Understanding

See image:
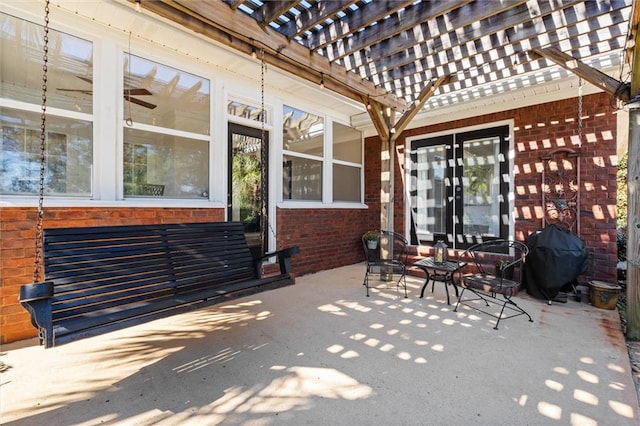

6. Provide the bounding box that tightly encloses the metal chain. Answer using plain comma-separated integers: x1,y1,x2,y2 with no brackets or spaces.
259,50,277,247
125,31,134,126
33,0,50,282
577,77,583,148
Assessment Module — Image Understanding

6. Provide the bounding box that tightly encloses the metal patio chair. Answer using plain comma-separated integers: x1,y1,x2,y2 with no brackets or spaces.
453,240,532,329
362,230,408,298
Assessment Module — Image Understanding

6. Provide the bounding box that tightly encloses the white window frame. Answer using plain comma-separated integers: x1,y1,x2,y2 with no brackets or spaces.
279,104,365,208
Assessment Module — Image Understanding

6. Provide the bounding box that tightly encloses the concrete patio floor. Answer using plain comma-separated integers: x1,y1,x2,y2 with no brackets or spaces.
1,263,638,425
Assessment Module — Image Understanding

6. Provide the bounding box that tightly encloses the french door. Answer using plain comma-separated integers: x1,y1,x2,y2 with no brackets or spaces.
409,125,510,249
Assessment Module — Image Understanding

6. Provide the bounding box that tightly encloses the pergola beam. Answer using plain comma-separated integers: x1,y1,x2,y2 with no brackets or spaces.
137,0,406,111
392,75,452,140
365,75,449,257
254,1,298,29
532,47,631,102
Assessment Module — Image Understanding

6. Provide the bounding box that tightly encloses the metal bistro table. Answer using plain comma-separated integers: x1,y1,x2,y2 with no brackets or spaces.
413,257,467,305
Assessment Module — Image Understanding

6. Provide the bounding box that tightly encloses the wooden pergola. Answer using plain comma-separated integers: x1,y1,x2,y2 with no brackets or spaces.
135,0,638,337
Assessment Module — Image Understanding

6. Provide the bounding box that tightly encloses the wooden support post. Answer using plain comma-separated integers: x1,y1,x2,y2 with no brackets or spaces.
380,107,395,281
363,77,450,282
626,104,640,339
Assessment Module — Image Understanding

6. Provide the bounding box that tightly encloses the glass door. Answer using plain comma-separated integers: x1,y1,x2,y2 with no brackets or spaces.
410,134,454,245
409,125,509,249
228,123,268,257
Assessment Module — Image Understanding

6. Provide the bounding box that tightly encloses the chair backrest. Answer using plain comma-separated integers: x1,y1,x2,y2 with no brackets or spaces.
381,230,408,264
362,230,408,264
463,240,529,281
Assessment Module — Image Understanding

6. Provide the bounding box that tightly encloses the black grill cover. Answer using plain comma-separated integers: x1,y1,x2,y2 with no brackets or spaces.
523,224,587,300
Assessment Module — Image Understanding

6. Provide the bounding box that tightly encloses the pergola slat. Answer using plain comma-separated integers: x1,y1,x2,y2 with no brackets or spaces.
278,0,359,40
305,0,415,51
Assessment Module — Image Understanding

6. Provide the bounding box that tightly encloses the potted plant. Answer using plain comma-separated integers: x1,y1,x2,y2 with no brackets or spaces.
363,230,379,249
495,259,514,280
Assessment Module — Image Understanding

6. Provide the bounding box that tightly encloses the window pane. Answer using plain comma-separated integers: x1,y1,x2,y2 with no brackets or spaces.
462,136,501,237
123,54,210,135
283,105,323,156
123,128,208,198
227,100,266,123
1,108,92,195
333,164,360,202
416,145,447,236
333,122,361,163
282,154,322,201
1,13,94,113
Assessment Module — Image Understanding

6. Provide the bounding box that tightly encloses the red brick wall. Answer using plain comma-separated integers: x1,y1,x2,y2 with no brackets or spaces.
370,92,618,285
277,208,371,276
363,138,406,233
0,207,224,344
513,94,618,280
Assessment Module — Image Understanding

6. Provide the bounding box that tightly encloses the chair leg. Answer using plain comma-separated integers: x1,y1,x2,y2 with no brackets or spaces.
364,272,370,297
473,289,491,307
493,297,534,330
401,272,407,298
455,286,534,329
505,297,533,323
394,271,408,298
453,288,465,312
494,300,508,330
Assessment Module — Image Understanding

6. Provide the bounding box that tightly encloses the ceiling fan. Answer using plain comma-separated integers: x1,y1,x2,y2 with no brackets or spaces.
57,75,157,109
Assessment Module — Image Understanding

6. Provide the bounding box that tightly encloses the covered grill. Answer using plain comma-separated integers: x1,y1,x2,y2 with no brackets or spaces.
523,224,587,302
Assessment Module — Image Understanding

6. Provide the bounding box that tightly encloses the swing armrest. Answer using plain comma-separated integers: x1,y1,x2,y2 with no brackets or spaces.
19,282,54,347
254,246,300,276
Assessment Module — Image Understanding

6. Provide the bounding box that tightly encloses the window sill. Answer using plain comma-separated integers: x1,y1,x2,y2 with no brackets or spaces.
0,196,225,209
277,201,368,209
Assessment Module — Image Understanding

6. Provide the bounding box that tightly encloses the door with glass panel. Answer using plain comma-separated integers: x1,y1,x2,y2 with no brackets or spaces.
457,127,509,243
411,135,454,245
228,123,268,257
410,125,509,249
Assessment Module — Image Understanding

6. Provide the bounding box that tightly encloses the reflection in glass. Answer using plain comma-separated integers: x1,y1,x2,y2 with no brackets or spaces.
333,122,361,163
1,108,92,195
123,128,208,198
462,136,501,236
416,145,447,236
333,164,360,202
1,13,94,113
123,54,210,135
283,155,322,201
283,105,323,156
227,100,267,124
230,133,262,224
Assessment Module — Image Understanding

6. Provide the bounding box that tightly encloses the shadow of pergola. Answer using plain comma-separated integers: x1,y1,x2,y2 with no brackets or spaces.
1,264,637,425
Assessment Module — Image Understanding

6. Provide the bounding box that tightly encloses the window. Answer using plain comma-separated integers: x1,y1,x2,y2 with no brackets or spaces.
332,122,362,202
122,55,210,198
281,106,362,203
409,125,510,248
1,13,93,196
2,111,92,195
282,105,324,201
